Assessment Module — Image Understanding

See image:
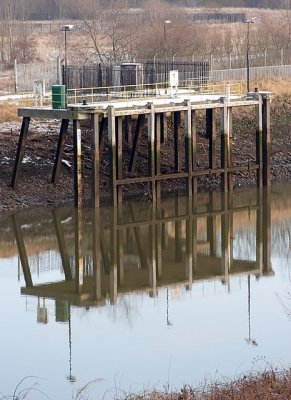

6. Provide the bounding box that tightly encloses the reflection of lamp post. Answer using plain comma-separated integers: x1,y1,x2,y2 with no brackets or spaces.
166,288,173,326
245,275,258,346
243,18,256,93
164,20,171,54
66,307,77,383
60,24,73,88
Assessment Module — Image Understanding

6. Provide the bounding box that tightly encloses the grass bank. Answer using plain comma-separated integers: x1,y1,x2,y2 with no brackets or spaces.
124,370,291,400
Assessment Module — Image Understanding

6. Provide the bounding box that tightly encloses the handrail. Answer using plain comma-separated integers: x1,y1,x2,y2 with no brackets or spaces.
66,80,243,105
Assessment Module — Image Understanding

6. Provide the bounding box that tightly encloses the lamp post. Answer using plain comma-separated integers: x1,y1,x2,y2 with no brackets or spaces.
60,24,74,88
243,18,256,93
164,20,171,54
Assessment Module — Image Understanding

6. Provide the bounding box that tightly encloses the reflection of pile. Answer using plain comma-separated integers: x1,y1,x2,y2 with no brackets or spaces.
2,190,272,315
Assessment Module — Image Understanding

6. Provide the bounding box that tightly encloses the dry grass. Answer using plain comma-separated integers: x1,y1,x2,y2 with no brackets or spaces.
0,103,20,122
124,370,291,400
254,78,291,97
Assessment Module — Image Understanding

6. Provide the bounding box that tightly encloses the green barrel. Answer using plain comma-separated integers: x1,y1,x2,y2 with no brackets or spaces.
52,85,66,109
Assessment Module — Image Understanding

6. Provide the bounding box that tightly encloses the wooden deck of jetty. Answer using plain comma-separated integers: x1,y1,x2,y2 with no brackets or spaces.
10,83,271,207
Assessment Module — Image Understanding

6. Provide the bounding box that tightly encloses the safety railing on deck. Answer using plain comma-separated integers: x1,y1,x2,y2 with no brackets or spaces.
66,80,243,105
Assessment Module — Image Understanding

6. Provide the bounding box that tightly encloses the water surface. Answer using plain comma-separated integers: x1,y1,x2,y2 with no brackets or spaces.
0,185,290,399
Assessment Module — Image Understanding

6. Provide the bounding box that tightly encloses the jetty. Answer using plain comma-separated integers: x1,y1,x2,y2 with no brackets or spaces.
10,81,271,207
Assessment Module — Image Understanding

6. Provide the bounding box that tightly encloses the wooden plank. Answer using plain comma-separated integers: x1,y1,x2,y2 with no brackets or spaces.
220,98,230,192
52,208,72,281
256,188,263,275
74,209,83,294
174,111,181,172
174,197,182,262
256,95,263,188
155,113,161,198
191,110,198,196
263,187,272,275
208,108,217,169
262,95,271,187
125,115,132,145
51,119,69,184
92,208,102,300
73,119,82,208
129,204,148,269
110,208,118,304
108,106,117,206
184,100,193,197
161,112,168,144
11,117,30,188
148,103,156,205
18,108,73,119
99,117,108,162
11,214,33,287
228,107,233,192
91,113,100,208
116,116,123,204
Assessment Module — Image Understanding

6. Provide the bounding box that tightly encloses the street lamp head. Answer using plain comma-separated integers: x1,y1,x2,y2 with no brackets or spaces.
164,20,171,25
60,24,74,31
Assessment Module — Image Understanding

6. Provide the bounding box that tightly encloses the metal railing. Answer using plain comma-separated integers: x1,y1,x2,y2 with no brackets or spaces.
66,80,243,105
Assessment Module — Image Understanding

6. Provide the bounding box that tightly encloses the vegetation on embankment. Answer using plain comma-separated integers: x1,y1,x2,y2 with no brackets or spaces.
124,369,291,400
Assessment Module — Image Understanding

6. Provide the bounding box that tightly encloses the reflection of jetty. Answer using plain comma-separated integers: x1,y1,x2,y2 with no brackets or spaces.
10,85,271,207
8,190,272,312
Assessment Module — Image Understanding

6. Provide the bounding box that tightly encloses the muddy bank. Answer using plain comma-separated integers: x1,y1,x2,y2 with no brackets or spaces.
0,96,291,215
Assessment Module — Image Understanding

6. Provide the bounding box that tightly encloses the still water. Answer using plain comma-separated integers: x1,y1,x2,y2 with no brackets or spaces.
0,185,291,399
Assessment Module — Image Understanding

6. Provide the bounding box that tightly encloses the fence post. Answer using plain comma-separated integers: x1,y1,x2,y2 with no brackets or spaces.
14,59,18,94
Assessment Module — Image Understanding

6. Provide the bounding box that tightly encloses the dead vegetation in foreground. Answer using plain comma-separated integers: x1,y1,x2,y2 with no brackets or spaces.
124,370,291,400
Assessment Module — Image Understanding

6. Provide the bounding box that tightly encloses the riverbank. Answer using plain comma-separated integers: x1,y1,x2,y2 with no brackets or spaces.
1,80,291,215
124,370,291,399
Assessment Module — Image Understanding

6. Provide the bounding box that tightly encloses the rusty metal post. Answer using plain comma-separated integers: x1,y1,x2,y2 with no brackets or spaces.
220,97,231,192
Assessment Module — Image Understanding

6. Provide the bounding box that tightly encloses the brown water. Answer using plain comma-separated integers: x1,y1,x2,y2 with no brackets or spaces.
0,184,290,399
